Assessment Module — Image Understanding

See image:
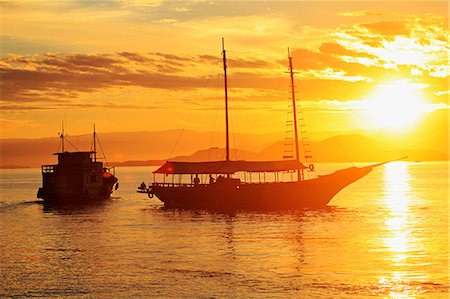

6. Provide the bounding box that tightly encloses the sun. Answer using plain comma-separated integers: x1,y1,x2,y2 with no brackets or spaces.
363,80,428,131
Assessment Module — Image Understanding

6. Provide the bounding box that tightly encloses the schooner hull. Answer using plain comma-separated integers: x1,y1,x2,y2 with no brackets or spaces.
151,166,372,210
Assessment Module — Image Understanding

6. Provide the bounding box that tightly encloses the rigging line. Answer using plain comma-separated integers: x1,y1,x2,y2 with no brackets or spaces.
283,95,293,160
237,76,285,153
319,81,406,163
318,110,353,166
64,137,79,152
320,81,406,158
56,135,61,153
222,58,238,161
168,59,221,160
296,111,313,178
217,51,287,157
208,72,223,161
168,103,196,160
348,103,407,159
95,134,109,167
310,82,355,167
64,112,68,138
229,119,238,160
208,74,221,160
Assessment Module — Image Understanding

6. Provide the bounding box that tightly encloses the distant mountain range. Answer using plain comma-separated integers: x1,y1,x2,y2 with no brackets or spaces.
1,129,446,169
0,129,277,168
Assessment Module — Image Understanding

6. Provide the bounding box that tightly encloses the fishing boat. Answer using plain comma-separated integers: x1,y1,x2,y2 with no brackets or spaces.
138,40,398,210
37,126,118,202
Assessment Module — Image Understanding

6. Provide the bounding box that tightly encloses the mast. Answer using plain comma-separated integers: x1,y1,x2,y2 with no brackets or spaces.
93,124,97,162
222,37,230,162
288,48,302,181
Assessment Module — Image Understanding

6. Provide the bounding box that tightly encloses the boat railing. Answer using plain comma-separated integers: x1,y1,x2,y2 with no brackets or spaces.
152,182,206,188
151,181,293,188
41,165,56,174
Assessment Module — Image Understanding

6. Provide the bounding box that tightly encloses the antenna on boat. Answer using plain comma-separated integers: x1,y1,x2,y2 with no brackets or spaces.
61,120,65,153
93,124,97,162
222,37,230,162
288,47,302,181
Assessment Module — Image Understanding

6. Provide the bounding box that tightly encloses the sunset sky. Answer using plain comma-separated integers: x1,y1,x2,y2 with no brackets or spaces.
1,1,448,147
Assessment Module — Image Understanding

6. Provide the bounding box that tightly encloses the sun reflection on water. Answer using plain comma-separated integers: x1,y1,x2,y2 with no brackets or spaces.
384,162,412,261
378,162,423,298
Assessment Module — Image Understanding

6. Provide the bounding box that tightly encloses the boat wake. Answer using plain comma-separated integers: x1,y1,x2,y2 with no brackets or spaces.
0,200,43,211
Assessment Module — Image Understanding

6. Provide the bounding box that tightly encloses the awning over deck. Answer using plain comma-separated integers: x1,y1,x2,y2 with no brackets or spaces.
154,160,305,174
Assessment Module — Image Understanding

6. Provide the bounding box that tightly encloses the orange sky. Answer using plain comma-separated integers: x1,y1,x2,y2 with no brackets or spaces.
0,1,448,142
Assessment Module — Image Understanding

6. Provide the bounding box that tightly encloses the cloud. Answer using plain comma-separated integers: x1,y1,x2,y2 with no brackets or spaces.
1,10,448,114
286,47,378,84
319,42,366,57
338,11,400,18
304,68,372,83
117,51,154,63
0,51,282,108
116,0,163,8
434,90,449,97
333,14,449,79
360,21,410,36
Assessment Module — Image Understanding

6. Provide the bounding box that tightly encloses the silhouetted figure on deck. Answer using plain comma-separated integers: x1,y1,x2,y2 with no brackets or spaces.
139,182,146,191
209,174,215,184
193,175,200,186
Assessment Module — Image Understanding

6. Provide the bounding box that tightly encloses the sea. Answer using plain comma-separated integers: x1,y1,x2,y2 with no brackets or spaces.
1,162,448,298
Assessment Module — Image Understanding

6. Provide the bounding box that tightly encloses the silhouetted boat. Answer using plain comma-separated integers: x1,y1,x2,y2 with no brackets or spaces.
37,126,118,202
138,40,400,210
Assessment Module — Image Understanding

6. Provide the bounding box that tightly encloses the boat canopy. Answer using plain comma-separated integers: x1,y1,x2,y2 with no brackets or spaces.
154,160,306,174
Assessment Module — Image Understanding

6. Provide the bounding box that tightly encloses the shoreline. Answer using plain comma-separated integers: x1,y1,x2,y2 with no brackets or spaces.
1,159,448,170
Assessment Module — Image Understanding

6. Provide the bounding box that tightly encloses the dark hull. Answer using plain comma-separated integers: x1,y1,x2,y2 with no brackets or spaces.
38,177,118,202
152,166,372,210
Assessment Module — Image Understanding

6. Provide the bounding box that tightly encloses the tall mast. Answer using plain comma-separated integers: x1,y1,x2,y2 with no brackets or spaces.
61,120,65,152
288,48,302,181
222,37,230,161
93,124,97,162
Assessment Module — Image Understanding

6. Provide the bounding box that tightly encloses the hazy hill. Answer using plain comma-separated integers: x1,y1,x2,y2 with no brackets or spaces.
311,135,447,162
0,130,447,168
257,134,447,162
154,134,447,166
170,147,260,162
0,129,280,168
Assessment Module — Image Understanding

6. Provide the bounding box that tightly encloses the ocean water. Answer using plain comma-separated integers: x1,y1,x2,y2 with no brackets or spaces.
0,162,448,298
